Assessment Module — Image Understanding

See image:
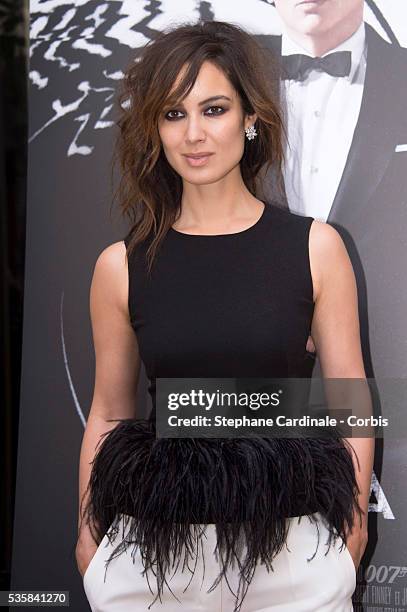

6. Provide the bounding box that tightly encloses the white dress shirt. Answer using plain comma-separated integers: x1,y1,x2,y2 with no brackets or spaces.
280,21,367,221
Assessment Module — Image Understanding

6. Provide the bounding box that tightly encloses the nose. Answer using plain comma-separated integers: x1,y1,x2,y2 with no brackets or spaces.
184,114,206,144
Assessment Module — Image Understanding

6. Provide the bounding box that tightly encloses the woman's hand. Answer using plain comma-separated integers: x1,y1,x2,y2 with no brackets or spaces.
344,524,368,571
76,538,98,579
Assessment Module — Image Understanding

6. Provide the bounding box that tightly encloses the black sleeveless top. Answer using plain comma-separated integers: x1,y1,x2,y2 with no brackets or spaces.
86,201,361,612
126,202,315,420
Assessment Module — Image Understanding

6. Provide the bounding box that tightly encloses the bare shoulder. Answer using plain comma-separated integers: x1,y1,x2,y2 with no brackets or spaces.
91,240,128,316
94,240,127,270
309,219,344,253
308,220,353,300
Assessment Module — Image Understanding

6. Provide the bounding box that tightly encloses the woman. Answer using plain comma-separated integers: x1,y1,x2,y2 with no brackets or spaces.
76,20,374,612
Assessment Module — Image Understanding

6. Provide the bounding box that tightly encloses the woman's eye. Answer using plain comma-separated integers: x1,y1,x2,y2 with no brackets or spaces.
165,110,183,120
164,106,225,121
205,106,225,115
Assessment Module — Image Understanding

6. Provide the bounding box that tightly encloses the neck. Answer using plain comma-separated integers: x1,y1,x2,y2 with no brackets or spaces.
176,168,260,231
284,15,363,57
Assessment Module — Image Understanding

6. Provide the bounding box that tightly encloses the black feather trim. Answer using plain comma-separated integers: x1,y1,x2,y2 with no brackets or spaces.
83,419,363,612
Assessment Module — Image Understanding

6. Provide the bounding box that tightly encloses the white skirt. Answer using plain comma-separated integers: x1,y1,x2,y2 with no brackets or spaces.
83,511,356,611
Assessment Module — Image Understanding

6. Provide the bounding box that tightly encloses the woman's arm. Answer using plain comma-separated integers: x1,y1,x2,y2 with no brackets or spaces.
309,220,375,569
76,240,141,576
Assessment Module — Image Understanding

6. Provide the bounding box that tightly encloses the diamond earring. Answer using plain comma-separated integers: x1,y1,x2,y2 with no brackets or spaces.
245,125,258,140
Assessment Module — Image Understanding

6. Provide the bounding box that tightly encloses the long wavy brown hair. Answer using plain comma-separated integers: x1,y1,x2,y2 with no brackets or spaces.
113,20,286,275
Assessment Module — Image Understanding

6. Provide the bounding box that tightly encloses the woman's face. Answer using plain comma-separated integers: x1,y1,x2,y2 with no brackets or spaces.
158,60,257,186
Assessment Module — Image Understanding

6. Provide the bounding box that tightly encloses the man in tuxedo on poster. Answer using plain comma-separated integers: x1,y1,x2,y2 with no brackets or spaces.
256,0,407,380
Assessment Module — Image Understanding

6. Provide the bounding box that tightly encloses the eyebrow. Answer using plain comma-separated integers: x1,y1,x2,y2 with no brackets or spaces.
197,95,232,106
166,95,232,109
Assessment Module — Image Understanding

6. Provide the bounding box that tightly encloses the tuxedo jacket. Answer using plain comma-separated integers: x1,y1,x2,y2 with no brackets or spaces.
255,23,407,378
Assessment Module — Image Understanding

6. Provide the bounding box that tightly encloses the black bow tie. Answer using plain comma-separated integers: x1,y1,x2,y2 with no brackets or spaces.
281,50,352,81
